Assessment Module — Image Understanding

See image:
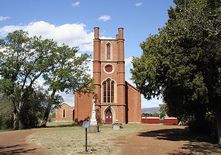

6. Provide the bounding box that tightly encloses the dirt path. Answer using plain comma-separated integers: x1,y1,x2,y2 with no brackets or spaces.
118,125,221,155
1,125,221,155
0,129,45,155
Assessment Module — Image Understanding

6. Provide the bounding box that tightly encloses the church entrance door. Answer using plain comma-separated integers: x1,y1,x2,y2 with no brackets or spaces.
105,109,112,124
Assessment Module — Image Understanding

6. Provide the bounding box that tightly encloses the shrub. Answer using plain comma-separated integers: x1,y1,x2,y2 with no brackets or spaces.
0,97,13,129
112,120,123,128
188,112,216,134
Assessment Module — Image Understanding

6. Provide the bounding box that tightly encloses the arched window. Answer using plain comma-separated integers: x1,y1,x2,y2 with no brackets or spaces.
103,78,114,103
106,43,111,60
63,109,66,118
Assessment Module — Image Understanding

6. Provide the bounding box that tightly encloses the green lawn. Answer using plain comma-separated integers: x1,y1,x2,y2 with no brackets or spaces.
29,123,142,155
46,121,77,127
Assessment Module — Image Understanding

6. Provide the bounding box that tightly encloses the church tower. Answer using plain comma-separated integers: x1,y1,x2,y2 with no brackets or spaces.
74,27,141,124
93,27,126,123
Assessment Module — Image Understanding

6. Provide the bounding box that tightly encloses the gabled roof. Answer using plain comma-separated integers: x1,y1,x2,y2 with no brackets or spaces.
60,102,74,109
125,81,140,92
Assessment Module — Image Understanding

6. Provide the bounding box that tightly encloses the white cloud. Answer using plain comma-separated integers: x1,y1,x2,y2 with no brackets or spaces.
0,47,6,52
98,15,111,22
0,16,10,21
0,21,93,52
0,25,24,34
99,36,115,39
72,1,80,7
125,56,133,66
135,2,143,7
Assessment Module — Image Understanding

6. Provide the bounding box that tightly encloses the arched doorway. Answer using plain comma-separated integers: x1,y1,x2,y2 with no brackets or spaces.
105,109,112,124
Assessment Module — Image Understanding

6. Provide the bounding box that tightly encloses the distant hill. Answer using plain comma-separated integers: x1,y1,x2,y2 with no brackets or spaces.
142,107,160,114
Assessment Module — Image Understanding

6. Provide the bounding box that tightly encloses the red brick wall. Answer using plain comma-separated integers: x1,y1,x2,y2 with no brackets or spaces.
163,117,178,125
55,103,74,122
74,92,93,122
126,82,141,123
141,117,178,125
141,117,160,124
74,27,141,124
74,82,142,124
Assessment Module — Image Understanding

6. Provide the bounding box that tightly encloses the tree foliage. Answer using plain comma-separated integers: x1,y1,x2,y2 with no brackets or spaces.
0,87,59,129
159,103,168,119
131,0,221,141
0,30,54,129
41,44,92,126
0,30,92,129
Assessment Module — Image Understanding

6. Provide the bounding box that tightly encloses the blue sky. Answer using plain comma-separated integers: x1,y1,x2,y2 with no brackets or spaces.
0,0,174,108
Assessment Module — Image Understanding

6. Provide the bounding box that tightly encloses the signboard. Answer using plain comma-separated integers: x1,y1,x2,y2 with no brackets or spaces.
82,120,90,129
82,120,90,152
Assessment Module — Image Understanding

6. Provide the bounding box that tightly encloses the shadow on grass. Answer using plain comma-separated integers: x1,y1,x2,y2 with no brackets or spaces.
138,128,221,154
45,122,78,128
138,128,214,142
0,144,37,155
169,142,221,155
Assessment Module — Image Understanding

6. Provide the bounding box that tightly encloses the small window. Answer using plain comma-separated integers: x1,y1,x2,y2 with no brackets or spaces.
106,43,111,60
63,109,66,118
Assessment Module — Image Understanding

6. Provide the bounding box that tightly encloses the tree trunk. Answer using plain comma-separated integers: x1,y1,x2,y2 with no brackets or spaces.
216,112,221,144
19,119,24,129
41,90,56,127
13,108,24,129
13,112,19,130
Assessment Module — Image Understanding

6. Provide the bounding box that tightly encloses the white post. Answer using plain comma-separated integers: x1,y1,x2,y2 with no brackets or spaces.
90,99,97,126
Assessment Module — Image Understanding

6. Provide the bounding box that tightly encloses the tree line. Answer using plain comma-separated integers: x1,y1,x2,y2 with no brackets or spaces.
131,0,221,143
0,30,92,129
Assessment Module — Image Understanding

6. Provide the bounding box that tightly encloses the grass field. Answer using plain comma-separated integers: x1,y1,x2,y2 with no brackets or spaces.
29,123,142,155
46,121,77,127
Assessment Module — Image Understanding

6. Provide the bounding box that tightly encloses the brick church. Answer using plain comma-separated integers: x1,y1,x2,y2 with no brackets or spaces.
55,27,141,124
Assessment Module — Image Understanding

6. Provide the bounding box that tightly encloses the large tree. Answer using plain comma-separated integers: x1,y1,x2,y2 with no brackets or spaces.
131,0,221,143
0,30,91,129
41,45,92,127
0,31,56,129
